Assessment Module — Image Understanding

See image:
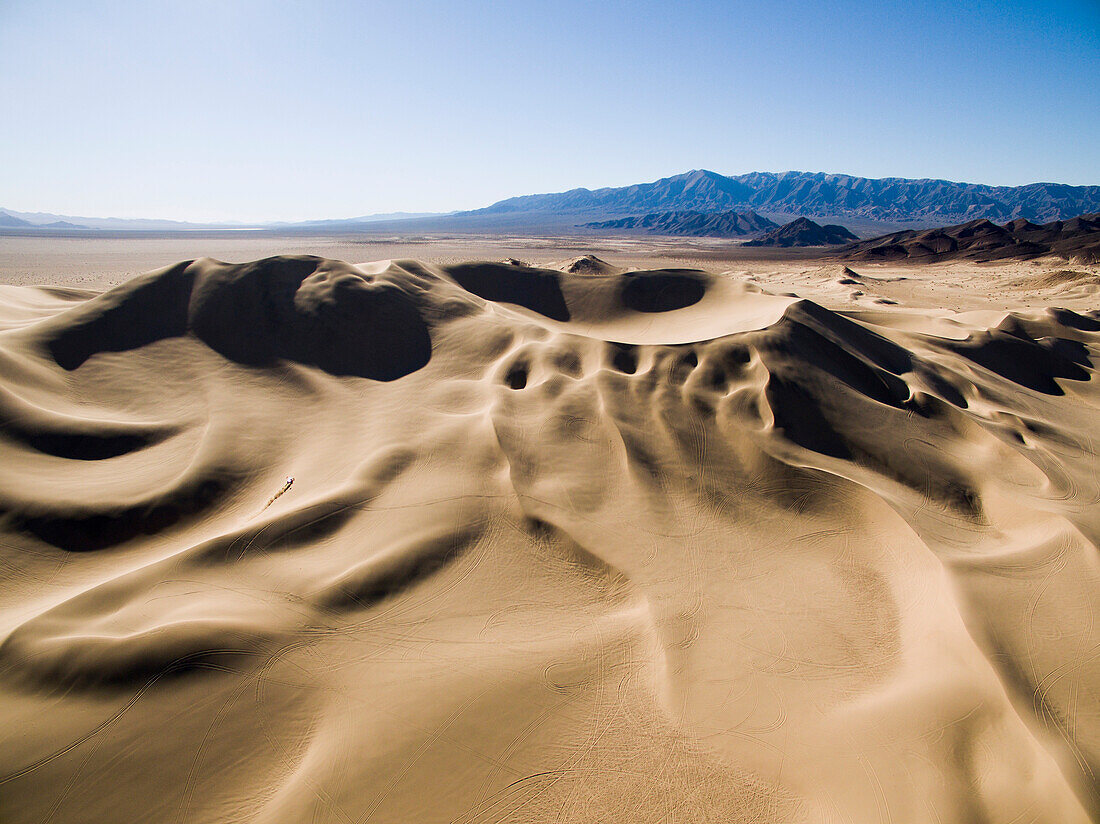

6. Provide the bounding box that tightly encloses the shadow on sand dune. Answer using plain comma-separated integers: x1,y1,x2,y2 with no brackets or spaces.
45,256,433,381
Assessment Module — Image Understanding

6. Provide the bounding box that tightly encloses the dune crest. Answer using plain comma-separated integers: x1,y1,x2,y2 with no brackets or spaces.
0,255,1098,823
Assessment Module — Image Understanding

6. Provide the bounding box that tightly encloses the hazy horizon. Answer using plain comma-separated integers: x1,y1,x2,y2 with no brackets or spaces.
7,166,1100,228
2,0,1099,222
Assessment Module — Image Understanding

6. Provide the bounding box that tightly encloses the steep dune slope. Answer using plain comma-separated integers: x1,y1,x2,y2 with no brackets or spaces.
0,256,1098,823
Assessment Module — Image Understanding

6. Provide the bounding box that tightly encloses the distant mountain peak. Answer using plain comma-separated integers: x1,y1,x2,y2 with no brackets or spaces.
679,168,727,181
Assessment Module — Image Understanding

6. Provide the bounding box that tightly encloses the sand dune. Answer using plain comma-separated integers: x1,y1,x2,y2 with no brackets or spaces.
1,254,1098,823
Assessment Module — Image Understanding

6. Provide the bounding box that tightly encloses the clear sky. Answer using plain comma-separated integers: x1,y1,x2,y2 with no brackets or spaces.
1,0,1098,222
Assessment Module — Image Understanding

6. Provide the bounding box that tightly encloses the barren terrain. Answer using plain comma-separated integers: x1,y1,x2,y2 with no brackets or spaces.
0,234,1097,823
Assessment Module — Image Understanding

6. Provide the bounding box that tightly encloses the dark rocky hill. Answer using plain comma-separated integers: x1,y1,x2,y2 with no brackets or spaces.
581,209,778,237
743,218,858,247
839,214,1100,263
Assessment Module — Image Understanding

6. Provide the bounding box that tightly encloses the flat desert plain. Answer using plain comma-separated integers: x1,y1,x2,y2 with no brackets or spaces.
0,234,1098,823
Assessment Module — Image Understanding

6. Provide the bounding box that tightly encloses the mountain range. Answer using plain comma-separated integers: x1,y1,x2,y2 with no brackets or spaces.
0,208,447,232
0,212,89,230
471,170,1100,225
4,170,1100,233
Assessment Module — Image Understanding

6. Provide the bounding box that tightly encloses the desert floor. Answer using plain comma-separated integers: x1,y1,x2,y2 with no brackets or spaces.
0,234,1097,823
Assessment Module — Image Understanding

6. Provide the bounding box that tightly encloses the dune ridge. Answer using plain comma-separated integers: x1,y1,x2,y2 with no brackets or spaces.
0,255,1098,823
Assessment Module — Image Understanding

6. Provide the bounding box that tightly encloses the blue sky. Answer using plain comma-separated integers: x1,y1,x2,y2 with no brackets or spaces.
1,0,1098,221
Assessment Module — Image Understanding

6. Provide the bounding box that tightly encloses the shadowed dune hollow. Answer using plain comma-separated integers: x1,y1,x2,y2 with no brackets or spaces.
0,255,1098,823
